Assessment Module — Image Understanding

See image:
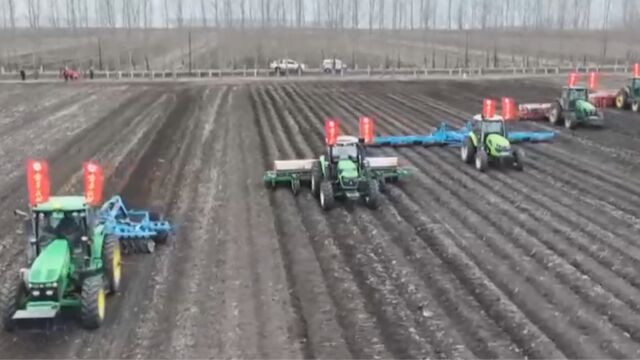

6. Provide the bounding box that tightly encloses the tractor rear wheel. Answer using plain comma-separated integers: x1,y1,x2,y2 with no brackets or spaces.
103,235,122,294
365,179,380,209
475,149,489,172
616,90,629,110
513,148,525,171
0,277,25,332
319,181,334,211
311,161,322,197
80,276,105,330
549,102,563,125
461,137,476,164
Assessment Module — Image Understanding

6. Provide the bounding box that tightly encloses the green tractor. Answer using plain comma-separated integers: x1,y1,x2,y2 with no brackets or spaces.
1,162,122,331
461,114,525,172
615,77,640,112
263,118,411,210
548,86,605,129
310,135,403,210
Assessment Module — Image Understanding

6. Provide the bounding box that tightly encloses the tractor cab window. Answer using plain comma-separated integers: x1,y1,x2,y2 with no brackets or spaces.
481,121,505,136
632,78,640,92
331,143,358,161
35,211,86,245
567,88,588,107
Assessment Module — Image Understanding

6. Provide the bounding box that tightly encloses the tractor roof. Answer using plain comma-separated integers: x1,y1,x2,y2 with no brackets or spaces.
336,135,359,145
32,196,88,212
472,114,504,122
563,85,587,90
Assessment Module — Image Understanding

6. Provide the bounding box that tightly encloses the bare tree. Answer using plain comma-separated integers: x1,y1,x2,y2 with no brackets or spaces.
200,0,208,26
480,0,489,29
224,0,232,27
240,0,246,28
457,0,465,30
378,0,384,29
448,0,453,29
8,0,16,30
368,0,375,32
27,0,42,28
352,0,359,29
177,0,184,27
557,0,567,29
2,0,7,29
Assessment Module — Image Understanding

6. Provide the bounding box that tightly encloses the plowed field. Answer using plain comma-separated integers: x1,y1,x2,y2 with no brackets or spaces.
1,77,640,359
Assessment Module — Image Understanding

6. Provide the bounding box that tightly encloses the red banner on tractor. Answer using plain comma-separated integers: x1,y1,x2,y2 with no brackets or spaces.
482,98,496,119
501,97,517,120
568,72,579,87
325,118,340,146
83,161,104,206
26,160,50,206
588,72,598,90
359,116,375,144
634,63,640,78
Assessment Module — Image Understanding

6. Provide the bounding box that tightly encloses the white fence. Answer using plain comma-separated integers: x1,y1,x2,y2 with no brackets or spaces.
0,64,634,81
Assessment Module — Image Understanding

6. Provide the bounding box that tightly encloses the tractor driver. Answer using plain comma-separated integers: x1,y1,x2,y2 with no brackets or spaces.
54,213,83,248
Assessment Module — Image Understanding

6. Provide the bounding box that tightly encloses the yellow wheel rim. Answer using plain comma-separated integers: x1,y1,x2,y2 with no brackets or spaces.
113,244,122,286
617,96,624,107
97,288,105,320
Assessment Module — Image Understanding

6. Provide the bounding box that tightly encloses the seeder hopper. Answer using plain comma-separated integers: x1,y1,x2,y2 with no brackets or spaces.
263,117,411,210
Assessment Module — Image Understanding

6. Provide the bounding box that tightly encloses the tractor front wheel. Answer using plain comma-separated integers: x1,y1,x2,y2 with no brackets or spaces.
632,101,640,113
365,179,380,209
103,235,122,294
80,276,105,330
616,91,629,110
319,181,334,211
564,114,576,129
461,137,476,164
311,161,322,197
513,148,525,171
475,149,489,172
0,277,25,332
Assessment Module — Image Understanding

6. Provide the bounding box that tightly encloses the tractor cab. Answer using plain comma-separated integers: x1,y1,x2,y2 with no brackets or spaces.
28,196,95,274
471,114,508,146
329,136,360,162
561,86,589,110
628,78,640,97
325,136,366,190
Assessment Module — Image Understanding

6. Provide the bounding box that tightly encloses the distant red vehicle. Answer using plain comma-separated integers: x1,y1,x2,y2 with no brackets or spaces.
62,68,80,81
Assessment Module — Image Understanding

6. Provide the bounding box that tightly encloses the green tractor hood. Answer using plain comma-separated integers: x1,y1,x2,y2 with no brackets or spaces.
337,160,359,178
485,134,511,156
576,99,596,113
28,239,70,285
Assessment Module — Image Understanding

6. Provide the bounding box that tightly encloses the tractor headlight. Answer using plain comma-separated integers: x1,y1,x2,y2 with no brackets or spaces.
32,290,40,296
45,290,54,296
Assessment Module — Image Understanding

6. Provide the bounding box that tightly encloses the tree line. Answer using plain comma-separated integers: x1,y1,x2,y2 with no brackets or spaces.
1,0,637,31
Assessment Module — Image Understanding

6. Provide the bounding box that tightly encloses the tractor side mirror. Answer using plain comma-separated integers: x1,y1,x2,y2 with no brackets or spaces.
14,209,29,219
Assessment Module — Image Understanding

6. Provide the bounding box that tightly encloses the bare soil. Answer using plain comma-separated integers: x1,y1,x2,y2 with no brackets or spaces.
1,76,640,359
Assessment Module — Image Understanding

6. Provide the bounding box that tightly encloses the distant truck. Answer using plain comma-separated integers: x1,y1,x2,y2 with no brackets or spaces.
322,58,348,74
269,59,306,75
